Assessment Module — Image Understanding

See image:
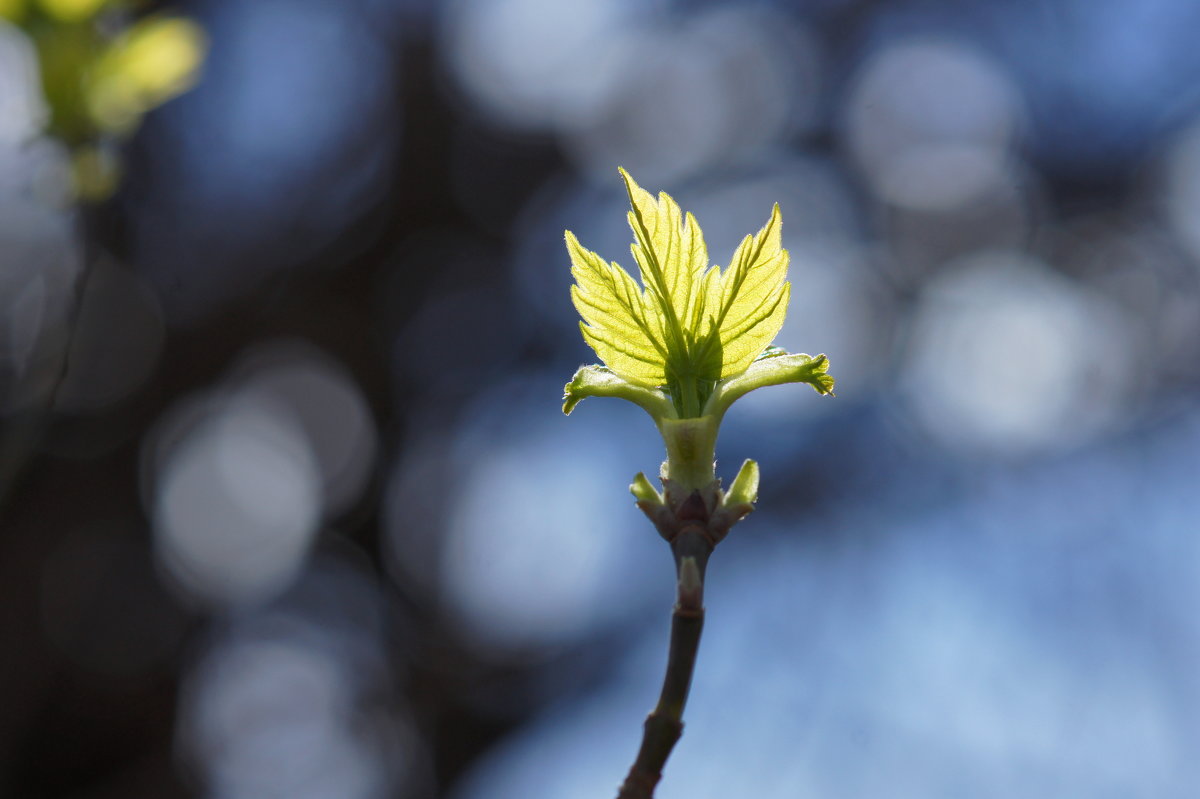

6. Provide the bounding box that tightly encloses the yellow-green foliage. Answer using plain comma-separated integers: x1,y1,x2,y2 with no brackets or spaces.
1,0,205,198
567,169,793,417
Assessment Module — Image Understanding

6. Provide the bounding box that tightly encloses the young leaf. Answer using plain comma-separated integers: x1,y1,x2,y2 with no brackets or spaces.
562,364,673,420
567,231,668,386
710,204,790,377
565,168,828,422
707,350,834,421
620,167,709,361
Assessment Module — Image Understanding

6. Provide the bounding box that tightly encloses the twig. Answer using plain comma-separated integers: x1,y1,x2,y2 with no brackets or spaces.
616,525,714,798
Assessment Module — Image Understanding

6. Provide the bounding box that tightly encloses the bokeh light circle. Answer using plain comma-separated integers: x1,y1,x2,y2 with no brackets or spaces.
152,392,322,607
844,37,1023,212
898,251,1136,457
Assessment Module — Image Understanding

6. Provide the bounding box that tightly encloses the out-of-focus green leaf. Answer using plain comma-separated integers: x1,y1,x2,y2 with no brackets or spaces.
0,0,29,22
85,15,205,135
4,2,207,200
38,0,108,24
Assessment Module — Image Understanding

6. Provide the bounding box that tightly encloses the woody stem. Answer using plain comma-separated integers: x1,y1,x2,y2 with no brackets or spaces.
615,529,712,799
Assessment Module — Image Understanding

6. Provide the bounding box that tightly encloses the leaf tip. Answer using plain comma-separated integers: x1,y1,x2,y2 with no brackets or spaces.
617,165,634,191
617,167,650,209
561,362,595,415
810,353,835,396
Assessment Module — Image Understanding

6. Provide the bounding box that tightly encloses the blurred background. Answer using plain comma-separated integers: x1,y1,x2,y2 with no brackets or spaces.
2,0,1200,796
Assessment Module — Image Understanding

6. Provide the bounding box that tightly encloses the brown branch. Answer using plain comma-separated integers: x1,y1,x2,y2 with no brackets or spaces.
616,527,713,799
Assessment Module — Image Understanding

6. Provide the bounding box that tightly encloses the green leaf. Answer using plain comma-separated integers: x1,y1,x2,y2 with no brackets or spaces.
86,15,207,135
706,350,834,420
619,167,709,365
709,204,791,377
562,364,674,419
39,0,108,23
567,169,792,411
565,169,831,426
567,230,668,387
563,172,837,500
0,0,28,22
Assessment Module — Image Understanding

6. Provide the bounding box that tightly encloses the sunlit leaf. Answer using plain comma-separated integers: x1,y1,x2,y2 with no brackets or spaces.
567,230,669,386
620,167,709,362
568,169,798,416
708,349,834,421
708,203,790,377
561,364,672,419
565,172,835,494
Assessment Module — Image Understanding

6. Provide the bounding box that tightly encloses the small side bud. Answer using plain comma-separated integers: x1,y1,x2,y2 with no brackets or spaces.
630,472,662,505
724,459,760,508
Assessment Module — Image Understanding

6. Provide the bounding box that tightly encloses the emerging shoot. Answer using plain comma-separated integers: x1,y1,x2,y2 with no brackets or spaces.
564,168,834,492
560,170,836,798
